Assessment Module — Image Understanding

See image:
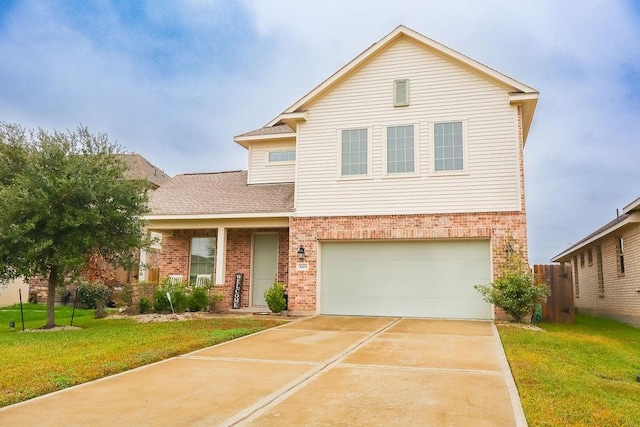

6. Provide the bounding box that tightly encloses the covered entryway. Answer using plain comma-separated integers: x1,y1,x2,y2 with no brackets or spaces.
319,240,492,319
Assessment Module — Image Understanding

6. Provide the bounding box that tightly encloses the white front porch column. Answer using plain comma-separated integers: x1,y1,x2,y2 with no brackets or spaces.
216,227,227,285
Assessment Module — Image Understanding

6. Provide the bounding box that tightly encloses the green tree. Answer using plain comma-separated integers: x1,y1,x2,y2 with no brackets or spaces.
474,234,550,322
0,123,150,328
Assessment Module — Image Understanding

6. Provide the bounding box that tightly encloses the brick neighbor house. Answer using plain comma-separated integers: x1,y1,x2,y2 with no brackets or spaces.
552,197,640,327
145,25,539,318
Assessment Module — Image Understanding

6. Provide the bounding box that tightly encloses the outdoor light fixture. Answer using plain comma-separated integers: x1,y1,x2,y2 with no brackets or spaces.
505,243,515,257
297,245,306,261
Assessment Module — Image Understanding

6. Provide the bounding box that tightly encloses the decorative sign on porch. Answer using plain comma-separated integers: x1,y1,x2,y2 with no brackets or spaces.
232,273,243,309
296,262,309,271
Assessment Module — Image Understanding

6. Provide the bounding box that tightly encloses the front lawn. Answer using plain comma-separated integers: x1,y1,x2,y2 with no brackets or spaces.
0,304,284,407
499,315,640,426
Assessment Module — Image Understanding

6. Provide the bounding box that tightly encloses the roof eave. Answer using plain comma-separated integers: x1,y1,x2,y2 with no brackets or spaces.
234,132,297,148
509,93,539,145
623,196,640,214
144,212,293,221
550,212,640,262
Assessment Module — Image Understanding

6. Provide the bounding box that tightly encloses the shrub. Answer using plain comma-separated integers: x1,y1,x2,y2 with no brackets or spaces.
77,281,110,309
188,285,209,312
28,290,38,304
115,283,133,308
475,271,550,323
153,281,188,313
264,282,286,313
139,297,152,314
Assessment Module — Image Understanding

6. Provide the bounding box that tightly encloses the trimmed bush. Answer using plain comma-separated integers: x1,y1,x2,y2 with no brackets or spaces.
139,297,152,314
77,281,110,309
264,282,286,313
188,286,209,312
475,271,550,322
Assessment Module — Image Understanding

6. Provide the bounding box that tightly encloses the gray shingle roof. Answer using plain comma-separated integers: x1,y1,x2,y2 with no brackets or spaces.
120,154,171,189
149,170,294,215
236,123,294,138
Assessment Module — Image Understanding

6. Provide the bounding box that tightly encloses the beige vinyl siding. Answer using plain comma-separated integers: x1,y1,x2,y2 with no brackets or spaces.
295,37,521,216
247,139,296,184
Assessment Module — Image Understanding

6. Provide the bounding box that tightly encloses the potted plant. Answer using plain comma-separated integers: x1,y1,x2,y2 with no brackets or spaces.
208,291,225,313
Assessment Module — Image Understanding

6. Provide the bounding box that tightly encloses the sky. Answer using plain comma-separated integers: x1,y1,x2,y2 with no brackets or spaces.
0,0,639,265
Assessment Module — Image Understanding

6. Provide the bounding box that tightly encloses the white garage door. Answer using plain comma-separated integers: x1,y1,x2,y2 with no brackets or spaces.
320,240,492,319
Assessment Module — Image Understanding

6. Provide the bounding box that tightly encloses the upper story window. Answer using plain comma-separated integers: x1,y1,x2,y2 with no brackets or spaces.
433,121,465,172
341,128,368,176
587,248,593,266
580,252,585,268
386,125,415,174
268,150,296,163
393,79,409,107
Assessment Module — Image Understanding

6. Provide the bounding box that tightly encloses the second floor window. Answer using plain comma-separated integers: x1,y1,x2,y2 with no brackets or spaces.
268,150,295,162
433,121,464,172
386,125,415,174
341,128,368,176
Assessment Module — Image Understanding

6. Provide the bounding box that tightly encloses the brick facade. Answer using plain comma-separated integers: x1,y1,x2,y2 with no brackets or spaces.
570,224,640,326
287,212,528,313
158,228,289,309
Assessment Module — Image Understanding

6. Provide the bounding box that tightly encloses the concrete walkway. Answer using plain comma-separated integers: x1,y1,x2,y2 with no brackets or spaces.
0,316,527,426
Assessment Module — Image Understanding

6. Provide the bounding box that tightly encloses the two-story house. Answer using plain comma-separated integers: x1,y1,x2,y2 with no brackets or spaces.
145,25,539,319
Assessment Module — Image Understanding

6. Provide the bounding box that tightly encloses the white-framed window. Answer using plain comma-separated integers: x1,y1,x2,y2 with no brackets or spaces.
616,236,625,276
149,231,163,250
573,255,580,298
268,150,295,163
432,120,467,173
340,128,369,176
190,237,215,284
596,245,604,297
393,79,409,107
386,124,415,174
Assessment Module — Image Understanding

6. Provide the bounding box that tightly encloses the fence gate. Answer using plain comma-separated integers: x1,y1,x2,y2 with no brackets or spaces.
534,264,575,324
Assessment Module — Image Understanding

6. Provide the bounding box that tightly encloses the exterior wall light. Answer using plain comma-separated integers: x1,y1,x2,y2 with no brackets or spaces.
505,243,515,258
297,245,306,261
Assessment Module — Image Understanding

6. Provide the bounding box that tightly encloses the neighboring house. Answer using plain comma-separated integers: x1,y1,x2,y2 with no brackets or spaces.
551,197,640,327
119,153,171,190
0,278,29,307
145,25,539,319
29,154,171,303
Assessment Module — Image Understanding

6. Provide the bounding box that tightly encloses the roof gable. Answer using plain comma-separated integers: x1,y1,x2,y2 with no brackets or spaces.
264,25,538,141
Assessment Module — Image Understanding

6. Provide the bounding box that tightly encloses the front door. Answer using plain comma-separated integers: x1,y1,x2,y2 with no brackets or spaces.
252,233,279,306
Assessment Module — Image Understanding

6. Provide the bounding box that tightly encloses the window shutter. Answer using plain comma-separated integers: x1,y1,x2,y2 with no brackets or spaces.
394,79,409,106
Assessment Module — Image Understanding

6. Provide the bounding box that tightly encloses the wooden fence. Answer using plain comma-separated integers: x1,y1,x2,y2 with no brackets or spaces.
534,264,575,324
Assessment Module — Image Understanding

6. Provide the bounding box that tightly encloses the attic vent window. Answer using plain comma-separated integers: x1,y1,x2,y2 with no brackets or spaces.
394,79,409,107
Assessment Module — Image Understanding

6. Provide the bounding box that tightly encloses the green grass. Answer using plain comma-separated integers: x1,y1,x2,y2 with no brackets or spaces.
0,304,285,407
499,315,640,427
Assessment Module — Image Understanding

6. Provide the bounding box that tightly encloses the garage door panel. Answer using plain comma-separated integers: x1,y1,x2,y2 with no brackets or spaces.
320,241,492,319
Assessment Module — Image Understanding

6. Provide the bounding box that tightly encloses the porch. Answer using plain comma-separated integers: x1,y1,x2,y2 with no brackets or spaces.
142,218,290,310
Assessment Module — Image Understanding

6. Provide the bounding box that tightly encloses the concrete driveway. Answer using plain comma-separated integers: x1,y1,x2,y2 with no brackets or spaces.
0,316,526,426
